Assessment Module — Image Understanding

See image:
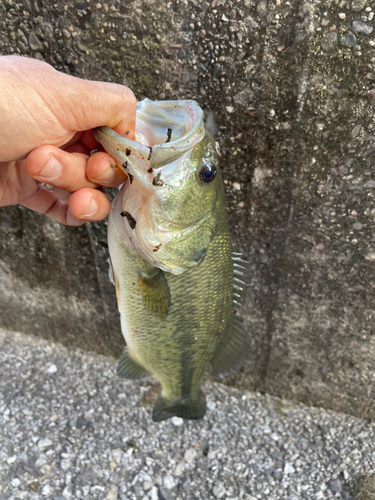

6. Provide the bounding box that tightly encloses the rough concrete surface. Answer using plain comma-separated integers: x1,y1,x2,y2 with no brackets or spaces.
2,0,375,418
2,328,375,500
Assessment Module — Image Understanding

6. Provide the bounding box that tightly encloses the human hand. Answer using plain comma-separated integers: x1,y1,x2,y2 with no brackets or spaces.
0,55,136,225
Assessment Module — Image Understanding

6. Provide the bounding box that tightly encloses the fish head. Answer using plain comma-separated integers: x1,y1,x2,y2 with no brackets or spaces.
94,99,222,275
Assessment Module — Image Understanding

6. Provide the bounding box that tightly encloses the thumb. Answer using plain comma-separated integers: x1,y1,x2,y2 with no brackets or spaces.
61,78,137,140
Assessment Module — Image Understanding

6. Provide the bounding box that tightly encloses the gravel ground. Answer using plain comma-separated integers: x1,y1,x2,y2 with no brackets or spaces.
0,329,374,500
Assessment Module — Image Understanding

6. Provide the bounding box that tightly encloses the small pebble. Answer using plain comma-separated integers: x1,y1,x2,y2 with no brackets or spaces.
62,484,73,499
163,475,175,489
109,449,122,464
353,20,373,34
212,483,227,499
207,401,216,411
284,462,296,474
327,478,343,494
171,416,184,426
35,455,48,468
321,31,338,51
41,485,52,496
340,32,357,47
184,448,197,463
38,438,53,450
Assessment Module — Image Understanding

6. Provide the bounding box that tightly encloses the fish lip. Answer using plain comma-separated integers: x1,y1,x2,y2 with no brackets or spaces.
93,126,150,159
93,126,154,191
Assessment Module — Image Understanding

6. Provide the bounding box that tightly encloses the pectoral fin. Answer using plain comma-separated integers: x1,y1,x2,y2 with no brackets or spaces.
139,270,171,318
117,347,151,380
209,315,249,375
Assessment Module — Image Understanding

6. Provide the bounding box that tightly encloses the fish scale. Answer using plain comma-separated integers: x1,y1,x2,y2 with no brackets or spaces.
109,201,232,401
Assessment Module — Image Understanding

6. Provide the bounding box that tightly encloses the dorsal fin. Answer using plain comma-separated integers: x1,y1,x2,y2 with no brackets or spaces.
232,252,251,308
209,314,249,375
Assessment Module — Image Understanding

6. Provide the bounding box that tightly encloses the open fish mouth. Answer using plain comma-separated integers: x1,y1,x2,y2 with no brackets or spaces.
93,99,205,181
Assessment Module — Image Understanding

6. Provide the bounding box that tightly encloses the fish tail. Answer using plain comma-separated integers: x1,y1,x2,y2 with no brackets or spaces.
152,390,206,422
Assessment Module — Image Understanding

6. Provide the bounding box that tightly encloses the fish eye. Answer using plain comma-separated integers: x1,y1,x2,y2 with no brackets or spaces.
199,161,217,183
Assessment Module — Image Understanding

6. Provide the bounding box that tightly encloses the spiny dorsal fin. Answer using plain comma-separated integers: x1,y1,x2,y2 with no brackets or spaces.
232,252,252,280
232,252,251,307
138,270,171,318
117,347,151,380
209,314,249,376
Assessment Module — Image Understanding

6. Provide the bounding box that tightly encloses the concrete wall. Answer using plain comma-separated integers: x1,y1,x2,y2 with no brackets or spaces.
1,0,375,418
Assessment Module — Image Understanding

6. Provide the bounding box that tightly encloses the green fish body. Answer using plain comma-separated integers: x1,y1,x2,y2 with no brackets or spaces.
94,99,249,421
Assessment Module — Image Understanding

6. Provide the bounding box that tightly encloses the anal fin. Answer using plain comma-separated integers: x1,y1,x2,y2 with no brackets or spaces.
209,315,249,376
139,270,171,318
116,347,150,380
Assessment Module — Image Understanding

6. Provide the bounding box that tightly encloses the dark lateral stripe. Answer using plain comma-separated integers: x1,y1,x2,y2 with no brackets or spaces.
179,346,194,400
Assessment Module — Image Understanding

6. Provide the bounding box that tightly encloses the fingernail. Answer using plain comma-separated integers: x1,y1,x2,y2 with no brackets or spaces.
82,198,98,217
38,156,62,180
97,163,116,182
98,170,113,182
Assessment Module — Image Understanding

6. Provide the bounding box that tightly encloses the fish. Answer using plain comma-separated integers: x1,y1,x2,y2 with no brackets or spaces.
93,99,250,422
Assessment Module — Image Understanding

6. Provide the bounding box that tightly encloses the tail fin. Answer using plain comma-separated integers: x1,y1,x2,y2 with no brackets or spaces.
152,390,206,422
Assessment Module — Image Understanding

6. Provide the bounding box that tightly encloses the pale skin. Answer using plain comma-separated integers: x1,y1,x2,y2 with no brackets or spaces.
0,55,136,225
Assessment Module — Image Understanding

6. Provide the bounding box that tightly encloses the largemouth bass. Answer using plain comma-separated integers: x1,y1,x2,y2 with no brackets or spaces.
94,99,249,422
